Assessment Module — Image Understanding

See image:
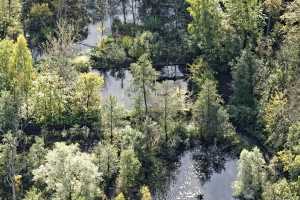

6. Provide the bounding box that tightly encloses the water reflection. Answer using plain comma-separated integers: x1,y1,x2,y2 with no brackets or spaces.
154,146,237,200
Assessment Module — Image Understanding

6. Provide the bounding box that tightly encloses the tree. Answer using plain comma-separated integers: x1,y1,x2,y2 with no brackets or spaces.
93,143,119,184
119,125,144,151
226,0,264,48
27,72,67,127
120,0,129,24
53,0,89,29
23,187,43,200
187,0,223,52
0,39,14,90
0,133,22,200
115,193,126,200
262,92,290,149
262,179,299,200
233,148,267,200
264,0,282,34
0,0,22,39
27,137,47,172
186,0,235,69
154,81,187,143
10,35,34,117
193,79,235,141
189,57,214,95
0,35,33,126
33,142,101,200
140,185,152,200
130,54,157,119
118,148,141,193
25,3,53,45
229,49,260,136
72,72,104,126
129,32,154,59
102,95,125,144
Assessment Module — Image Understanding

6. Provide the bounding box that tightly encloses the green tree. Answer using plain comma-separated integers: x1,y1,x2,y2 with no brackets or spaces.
130,54,157,119
118,148,141,193
27,72,67,127
93,143,119,184
115,193,126,200
129,32,154,59
226,0,264,48
189,58,214,95
262,179,299,200
23,187,43,200
193,79,235,141
0,39,14,90
262,92,290,149
72,72,103,126
187,0,223,55
0,133,22,200
233,148,267,200
27,137,47,172
102,95,125,144
140,185,152,200
229,49,259,136
33,142,101,200
154,81,187,143
10,35,34,118
0,0,22,39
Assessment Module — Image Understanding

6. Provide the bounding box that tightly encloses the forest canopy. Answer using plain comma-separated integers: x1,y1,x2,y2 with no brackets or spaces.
0,0,299,200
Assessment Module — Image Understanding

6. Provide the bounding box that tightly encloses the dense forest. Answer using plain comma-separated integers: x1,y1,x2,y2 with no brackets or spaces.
0,0,299,199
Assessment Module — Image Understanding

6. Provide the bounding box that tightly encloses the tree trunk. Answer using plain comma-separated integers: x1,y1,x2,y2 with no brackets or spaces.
8,138,17,200
110,101,113,144
121,0,127,24
164,94,168,143
131,0,136,24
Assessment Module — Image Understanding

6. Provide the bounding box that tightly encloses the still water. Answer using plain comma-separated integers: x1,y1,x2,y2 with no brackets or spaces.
153,147,237,200
81,11,237,200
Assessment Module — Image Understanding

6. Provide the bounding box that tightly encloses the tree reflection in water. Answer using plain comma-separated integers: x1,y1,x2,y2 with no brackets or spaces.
153,145,237,200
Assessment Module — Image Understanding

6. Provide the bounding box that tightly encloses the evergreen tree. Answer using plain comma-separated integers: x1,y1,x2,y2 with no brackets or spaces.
226,0,264,48
130,54,157,120
102,95,125,144
0,0,22,39
229,49,260,137
193,79,235,141
118,148,141,194
93,142,119,184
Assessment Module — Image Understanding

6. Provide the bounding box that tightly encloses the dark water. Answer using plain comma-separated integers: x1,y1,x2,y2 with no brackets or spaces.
153,146,237,200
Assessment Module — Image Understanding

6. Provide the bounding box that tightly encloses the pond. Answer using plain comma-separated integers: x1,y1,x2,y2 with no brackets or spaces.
81,12,238,200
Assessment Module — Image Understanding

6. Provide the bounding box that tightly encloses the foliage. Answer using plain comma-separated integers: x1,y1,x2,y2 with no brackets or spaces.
93,142,119,183
140,185,152,200
262,179,300,200
115,192,126,200
130,54,157,119
118,148,141,193
102,95,125,143
33,142,101,200
229,49,260,136
72,72,103,126
193,79,235,142
0,0,22,39
233,148,267,200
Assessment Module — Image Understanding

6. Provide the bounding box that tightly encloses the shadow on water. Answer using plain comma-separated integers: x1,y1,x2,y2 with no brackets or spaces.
153,146,237,200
